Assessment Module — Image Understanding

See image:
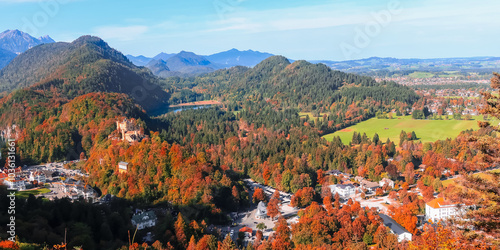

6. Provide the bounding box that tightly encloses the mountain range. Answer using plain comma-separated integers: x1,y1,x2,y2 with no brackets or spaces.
0,29,55,69
2,29,499,81
126,48,274,77
0,35,168,112
162,55,419,113
130,52,500,79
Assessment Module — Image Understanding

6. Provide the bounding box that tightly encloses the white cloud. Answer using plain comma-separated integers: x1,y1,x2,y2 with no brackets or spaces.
93,25,149,41
199,0,499,34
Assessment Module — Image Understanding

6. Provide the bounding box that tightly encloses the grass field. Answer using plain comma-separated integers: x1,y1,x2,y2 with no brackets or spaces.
323,116,481,145
16,188,51,199
408,72,435,78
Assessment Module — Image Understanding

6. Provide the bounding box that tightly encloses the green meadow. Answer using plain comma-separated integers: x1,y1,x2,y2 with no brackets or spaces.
16,188,51,199
323,116,482,145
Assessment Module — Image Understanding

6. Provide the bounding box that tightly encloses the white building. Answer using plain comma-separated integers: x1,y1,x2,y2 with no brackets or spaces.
360,180,380,192
255,201,267,219
425,197,464,222
29,171,47,183
132,211,157,230
329,184,356,199
4,178,26,191
379,178,395,189
379,214,412,242
118,161,128,174
61,178,96,201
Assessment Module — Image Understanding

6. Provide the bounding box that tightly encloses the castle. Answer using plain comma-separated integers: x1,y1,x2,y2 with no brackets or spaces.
116,118,144,143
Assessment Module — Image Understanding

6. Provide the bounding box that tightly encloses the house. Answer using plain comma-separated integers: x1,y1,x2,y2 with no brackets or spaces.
425,197,465,222
100,194,115,204
29,171,47,183
0,172,8,183
418,164,427,172
118,162,129,174
132,211,157,230
325,170,344,176
329,184,356,199
354,176,364,183
360,180,380,192
3,178,26,191
379,178,395,189
379,214,412,242
255,201,267,219
60,178,96,201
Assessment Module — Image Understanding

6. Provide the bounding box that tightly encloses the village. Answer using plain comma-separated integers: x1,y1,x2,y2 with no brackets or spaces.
0,155,480,247
0,160,97,201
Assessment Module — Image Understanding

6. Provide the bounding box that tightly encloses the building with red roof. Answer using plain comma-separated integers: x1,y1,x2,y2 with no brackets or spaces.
425,197,465,222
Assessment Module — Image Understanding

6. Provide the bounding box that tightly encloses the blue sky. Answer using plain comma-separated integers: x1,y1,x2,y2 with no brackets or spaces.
0,0,499,60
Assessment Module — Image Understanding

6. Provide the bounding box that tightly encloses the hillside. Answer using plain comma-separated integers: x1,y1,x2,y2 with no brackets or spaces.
0,90,148,164
165,55,419,111
0,35,169,112
0,48,16,69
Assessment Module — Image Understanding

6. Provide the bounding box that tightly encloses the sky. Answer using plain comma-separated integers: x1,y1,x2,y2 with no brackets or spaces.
0,0,499,61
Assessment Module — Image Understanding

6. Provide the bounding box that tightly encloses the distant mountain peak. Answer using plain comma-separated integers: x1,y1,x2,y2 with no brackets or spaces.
72,35,106,46
39,35,55,43
0,29,55,54
177,51,198,56
126,54,153,67
206,48,274,68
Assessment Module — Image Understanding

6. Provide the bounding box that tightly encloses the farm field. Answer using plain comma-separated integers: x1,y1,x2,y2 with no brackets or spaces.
323,115,482,145
408,72,435,78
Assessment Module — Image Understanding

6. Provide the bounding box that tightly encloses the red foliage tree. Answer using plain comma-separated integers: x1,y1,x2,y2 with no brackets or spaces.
252,188,266,203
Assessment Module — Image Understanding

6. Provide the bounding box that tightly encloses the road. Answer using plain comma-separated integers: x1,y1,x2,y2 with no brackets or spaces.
216,179,299,242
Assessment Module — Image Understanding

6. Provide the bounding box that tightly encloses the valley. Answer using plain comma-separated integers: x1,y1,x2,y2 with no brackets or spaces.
0,27,498,250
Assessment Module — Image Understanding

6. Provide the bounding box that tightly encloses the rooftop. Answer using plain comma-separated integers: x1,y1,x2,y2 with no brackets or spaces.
256,201,267,216
426,197,458,209
334,184,355,190
361,180,379,188
132,211,157,224
379,214,411,236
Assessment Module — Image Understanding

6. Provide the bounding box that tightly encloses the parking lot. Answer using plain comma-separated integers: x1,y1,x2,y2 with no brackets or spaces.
214,179,300,242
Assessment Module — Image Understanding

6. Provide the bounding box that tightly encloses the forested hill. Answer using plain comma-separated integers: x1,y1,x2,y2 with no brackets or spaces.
0,35,169,112
164,55,420,112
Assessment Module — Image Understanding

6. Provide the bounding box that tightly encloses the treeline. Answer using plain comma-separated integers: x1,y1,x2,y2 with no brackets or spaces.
0,186,134,249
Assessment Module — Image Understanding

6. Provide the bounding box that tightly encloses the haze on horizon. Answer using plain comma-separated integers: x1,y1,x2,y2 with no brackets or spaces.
0,0,498,61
